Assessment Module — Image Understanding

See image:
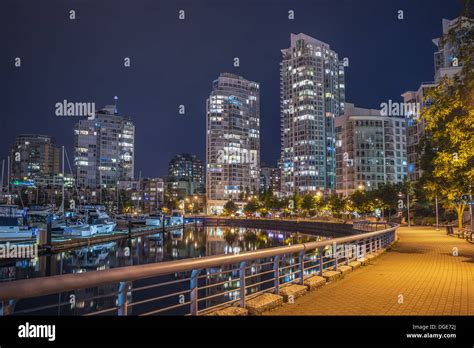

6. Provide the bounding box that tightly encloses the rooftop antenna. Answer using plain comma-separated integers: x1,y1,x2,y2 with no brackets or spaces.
114,96,119,115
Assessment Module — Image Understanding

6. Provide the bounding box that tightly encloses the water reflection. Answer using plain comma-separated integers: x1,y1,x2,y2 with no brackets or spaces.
0,226,331,315
0,226,326,282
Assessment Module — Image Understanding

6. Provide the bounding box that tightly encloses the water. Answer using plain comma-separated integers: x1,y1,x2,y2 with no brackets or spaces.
0,226,332,315
1,226,327,281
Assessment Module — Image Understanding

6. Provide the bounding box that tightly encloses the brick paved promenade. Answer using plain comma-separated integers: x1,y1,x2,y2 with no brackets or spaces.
265,226,474,315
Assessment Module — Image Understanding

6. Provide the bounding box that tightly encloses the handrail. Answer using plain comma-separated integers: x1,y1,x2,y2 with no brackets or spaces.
0,223,398,302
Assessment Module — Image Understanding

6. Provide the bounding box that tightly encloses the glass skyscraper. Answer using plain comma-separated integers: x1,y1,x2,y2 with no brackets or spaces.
206,73,260,213
280,33,345,195
74,105,135,189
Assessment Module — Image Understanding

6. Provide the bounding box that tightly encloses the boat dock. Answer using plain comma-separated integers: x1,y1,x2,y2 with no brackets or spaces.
43,220,202,253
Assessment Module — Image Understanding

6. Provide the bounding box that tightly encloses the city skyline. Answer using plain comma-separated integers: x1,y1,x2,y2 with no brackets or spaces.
1,0,462,178
0,0,472,337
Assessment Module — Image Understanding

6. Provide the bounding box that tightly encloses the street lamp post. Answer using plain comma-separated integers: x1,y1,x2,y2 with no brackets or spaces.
435,194,439,230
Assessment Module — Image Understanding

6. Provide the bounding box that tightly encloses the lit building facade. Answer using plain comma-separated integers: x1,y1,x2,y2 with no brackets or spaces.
10,134,60,180
206,73,260,213
259,165,273,193
74,105,135,189
167,153,204,196
402,17,471,182
270,166,282,195
335,103,407,195
259,165,281,195
117,177,164,214
280,33,345,196
401,84,436,181
433,17,473,83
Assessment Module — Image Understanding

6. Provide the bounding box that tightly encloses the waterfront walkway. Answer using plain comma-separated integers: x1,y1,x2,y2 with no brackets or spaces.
265,226,474,315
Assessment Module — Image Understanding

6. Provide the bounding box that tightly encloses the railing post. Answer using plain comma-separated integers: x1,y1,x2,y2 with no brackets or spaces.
333,242,338,270
318,247,324,276
345,244,350,265
190,269,201,316
273,255,280,295
298,251,305,284
117,281,131,316
239,261,246,308
0,300,15,316
362,239,366,258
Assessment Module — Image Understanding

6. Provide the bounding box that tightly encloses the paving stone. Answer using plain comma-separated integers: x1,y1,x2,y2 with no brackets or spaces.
264,226,474,316
246,293,283,315
337,265,352,275
304,275,326,290
348,260,362,270
279,284,307,302
205,306,248,316
322,270,343,282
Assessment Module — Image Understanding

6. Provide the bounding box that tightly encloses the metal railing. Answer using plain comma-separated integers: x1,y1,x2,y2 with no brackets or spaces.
0,222,397,316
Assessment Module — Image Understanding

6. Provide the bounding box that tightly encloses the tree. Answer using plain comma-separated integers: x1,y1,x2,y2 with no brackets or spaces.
291,192,303,214
301,194,316,212
260,187,275,210
420,6,474,230
223,228,238,246
243,198,259,214
350,190,373,215
258,207,269,217
223,200,238,216
328,194,346,218
373,182,404,221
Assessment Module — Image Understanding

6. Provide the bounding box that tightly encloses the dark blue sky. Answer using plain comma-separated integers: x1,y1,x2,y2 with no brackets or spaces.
1,0,464,177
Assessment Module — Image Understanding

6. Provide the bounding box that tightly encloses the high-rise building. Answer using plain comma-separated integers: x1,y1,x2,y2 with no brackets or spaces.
402,17,472,182
259,165,281,195
280,33,345,196
335,103,407,195
118,177,164,214
166,154,204,196
270,167,282,195
401,84,436,181
206,73,260,213
74,104,135,189
10,134,61,180
259,165,273,193
433,17,473,83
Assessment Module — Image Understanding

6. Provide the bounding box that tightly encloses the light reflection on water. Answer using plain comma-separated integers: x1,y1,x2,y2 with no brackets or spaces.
1,226,333,315
1,226,327,281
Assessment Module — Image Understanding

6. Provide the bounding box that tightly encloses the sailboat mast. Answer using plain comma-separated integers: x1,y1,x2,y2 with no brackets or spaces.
60,145,65,213
1,159,4,195
7,156,10,197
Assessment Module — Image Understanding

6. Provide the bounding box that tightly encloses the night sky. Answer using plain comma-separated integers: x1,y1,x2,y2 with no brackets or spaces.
1,0,463,177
